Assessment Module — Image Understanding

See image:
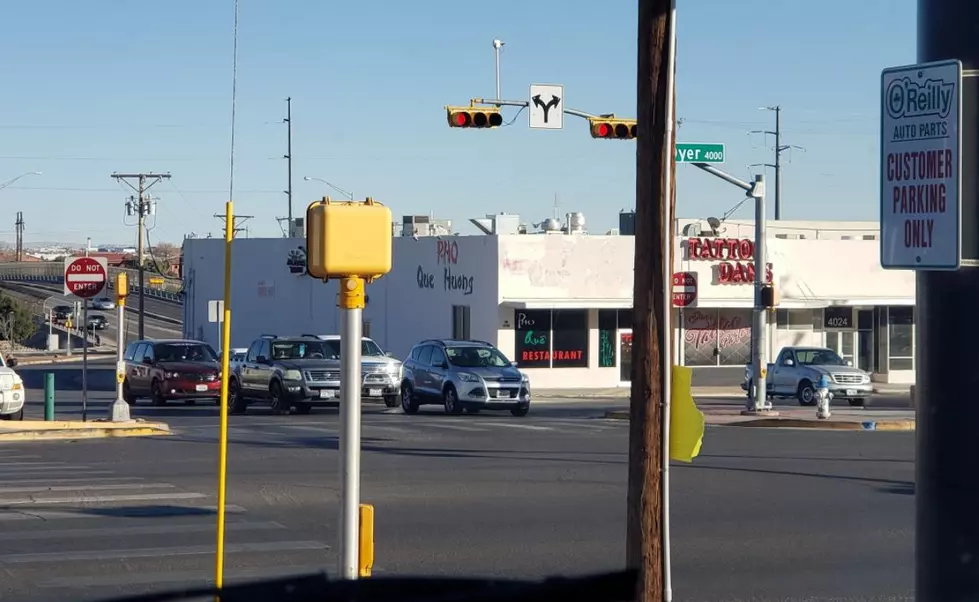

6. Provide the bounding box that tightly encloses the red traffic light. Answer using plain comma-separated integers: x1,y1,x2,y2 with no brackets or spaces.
590,118,637,140
446,106,504,129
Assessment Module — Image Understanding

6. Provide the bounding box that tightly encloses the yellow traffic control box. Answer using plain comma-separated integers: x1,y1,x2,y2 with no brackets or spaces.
116,272,128,303
359,503,374,577
306,197,392,281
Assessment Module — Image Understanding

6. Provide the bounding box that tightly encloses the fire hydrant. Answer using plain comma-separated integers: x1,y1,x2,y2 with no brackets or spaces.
816,374,833,419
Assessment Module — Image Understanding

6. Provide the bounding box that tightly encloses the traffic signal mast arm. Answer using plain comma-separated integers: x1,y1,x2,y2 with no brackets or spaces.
448,97,636,139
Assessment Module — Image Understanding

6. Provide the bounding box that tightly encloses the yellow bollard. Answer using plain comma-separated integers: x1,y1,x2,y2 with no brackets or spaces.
359,503,374,577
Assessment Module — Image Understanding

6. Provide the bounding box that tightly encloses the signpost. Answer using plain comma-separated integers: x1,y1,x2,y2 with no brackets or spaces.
209,300,225,352
671,272,697,307
675,143,725,164
529,84,564,130
880,60,963,270
64,256,107,422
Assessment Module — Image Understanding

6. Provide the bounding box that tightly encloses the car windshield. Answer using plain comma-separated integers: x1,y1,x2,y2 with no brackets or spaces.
445,346,511,368
271,340,334,360
318,339,386,358
794,349,847,366
155,343,218,362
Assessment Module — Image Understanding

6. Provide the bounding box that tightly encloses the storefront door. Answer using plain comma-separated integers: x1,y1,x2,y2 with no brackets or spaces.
825,331,856,367
619,330,633,384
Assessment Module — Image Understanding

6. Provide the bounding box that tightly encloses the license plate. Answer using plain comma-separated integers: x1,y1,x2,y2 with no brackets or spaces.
368,388,382,397
195,384,208,392
845,389,857,396
319,390,336,399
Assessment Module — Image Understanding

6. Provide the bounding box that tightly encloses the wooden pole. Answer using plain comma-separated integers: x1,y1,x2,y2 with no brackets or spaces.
628,1,673,601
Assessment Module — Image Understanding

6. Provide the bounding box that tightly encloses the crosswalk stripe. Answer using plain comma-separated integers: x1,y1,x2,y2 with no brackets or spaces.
0,540,328,564
0,491,207,506
3,519,285,541
0,482,176,494
0,476,144,486
0,504,247,522
475,421,551,431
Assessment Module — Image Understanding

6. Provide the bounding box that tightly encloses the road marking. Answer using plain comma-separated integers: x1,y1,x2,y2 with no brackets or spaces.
0,540,328,564
416,422,487,432
0,491,206,506
38,564,333,589
0,482,175,494
0,504,246,522
0,476,144,486
3,519,285,541
475,421,552,431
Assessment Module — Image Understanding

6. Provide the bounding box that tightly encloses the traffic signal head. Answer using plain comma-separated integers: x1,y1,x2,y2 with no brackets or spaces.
306,196,393,281
446,106,504,129
589,118,637,140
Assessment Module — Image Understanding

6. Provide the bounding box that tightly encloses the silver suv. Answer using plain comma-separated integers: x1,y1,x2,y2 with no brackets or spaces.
400,339,531,417
305,334,403,407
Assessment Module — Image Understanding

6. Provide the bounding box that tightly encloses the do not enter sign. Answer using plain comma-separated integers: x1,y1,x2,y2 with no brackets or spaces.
64,256,109,299
672,272,697,307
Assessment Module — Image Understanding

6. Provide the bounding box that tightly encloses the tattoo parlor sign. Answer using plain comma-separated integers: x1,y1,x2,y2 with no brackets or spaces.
686,237,773,285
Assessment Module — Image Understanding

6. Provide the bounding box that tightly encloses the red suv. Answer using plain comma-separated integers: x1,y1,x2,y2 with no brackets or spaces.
122,339,222,405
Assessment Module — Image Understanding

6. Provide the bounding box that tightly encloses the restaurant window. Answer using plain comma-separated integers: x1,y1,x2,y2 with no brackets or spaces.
683,310,717,366
717,309,751,366
888,306,914,371
513,309,551,368
551,309,588,368
597,309,617,368
452,305,471,340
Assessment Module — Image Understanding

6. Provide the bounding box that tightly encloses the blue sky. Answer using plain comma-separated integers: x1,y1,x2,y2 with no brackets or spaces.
0,0,915,246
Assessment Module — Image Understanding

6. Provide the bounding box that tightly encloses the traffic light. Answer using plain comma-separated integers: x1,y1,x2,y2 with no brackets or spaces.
446,106,504,129
589,117,637,140
760,284,778,308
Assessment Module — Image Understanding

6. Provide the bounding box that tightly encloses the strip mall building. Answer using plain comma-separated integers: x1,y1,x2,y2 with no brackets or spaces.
180,216,916,389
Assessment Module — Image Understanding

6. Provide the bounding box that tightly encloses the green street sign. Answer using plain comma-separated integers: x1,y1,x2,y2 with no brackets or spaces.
675,143,725,164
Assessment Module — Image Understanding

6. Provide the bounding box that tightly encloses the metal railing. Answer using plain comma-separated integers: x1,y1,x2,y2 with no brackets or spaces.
0,262,183,303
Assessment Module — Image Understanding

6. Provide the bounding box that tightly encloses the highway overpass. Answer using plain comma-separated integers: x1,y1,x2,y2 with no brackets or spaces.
0,261,182,303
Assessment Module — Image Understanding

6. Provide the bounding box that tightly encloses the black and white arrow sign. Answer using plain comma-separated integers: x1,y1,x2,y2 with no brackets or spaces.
529,84,565,130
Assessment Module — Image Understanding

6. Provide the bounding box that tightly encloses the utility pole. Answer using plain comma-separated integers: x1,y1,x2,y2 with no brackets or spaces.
214,213,254,239
14,212,24,262
111,172,171,340
916,1,979,600
629,1,673,601
751,107,802,220
285,96,293,234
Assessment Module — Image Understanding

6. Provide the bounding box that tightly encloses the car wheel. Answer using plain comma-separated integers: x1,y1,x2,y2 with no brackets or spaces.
383,395,399,408
797,380,816,406
510,405,529,417
294,402,312,415
10,407,23,421
229,379,247,415
443,386,463,415
151,380,166,406
122,379,136,404
401,383,419,415
269,381,290,415
848,398,866,407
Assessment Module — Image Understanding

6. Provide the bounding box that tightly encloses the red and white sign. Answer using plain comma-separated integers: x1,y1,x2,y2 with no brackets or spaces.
64,256,108,299
672,272,697,307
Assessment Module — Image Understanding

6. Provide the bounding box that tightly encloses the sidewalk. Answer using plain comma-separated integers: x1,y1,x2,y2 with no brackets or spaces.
12,350,116,366
0,419,171,442
538,383,912,399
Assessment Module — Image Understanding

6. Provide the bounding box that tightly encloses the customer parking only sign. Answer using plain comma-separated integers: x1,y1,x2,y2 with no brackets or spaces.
880,60,962,270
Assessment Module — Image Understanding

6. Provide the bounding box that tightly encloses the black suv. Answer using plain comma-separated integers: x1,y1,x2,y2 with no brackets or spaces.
228,335,343,415
400,339,531,416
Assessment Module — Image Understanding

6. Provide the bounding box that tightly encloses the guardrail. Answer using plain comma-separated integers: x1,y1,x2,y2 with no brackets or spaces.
0,262,183,303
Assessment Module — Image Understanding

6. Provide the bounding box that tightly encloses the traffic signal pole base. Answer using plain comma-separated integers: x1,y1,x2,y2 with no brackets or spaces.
109,399,132,423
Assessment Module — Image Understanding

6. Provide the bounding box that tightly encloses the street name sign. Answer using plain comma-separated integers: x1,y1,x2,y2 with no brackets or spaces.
676,143,724,164
880,59,962,270
64,256,108,299
529,84,563,130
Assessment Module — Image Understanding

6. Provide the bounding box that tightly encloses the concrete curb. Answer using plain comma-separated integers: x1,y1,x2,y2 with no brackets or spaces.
602,410,915,431
0,419,171,442
14,353,116,366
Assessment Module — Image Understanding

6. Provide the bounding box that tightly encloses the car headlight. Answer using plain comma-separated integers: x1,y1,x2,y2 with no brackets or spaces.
521,372,530,384
165,371,180,379
282,369,303,381
384,362,401,374
457,373,480,383
12,378,23,391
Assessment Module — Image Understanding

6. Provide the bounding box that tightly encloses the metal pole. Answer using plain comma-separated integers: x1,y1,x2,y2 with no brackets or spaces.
917,1,979,599
749,174,768,412
137,175,146,340
660,2,677,601
110,287,131,422
338,277,364,579
286,96,293,229
81,299,89,422
774,107,782,221
494,42,502,101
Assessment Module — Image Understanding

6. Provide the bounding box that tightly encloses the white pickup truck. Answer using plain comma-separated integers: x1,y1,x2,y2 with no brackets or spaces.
742,346,873,407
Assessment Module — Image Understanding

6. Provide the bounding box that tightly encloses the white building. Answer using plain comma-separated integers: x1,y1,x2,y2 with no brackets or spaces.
180,216,916,389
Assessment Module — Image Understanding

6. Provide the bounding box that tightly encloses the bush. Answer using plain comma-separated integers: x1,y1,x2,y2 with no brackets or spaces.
0,293,38,342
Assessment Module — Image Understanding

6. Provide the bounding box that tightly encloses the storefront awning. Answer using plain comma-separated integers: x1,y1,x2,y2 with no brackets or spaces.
502,299,631,310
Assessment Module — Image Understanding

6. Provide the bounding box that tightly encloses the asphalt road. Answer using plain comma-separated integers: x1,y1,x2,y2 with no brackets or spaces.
16,281,183,321
0,284,183,346
2,360,914,602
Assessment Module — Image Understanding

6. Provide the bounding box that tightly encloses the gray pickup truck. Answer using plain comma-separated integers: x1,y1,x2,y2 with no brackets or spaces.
742,346,873,407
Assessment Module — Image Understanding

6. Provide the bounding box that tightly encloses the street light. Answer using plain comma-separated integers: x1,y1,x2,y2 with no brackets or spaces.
304,176,355,200
0,172,41,191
